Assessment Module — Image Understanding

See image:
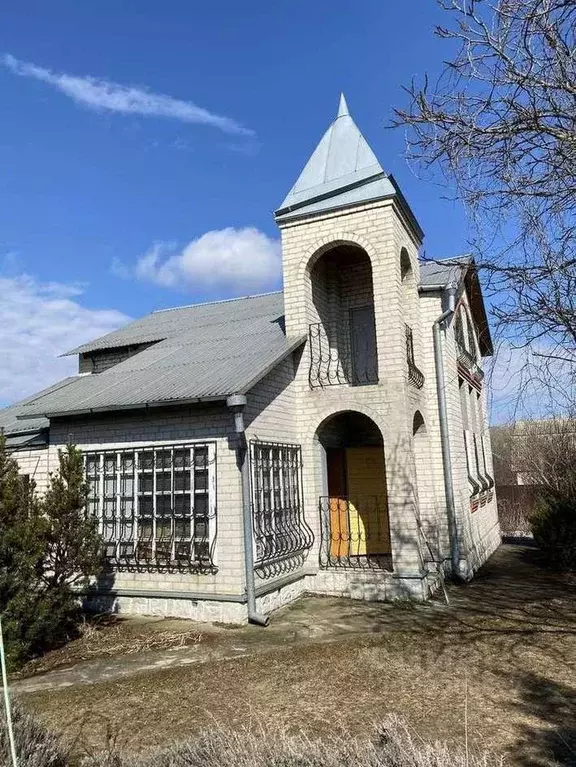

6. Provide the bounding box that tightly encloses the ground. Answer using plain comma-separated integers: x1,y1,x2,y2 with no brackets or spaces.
14,545,576,766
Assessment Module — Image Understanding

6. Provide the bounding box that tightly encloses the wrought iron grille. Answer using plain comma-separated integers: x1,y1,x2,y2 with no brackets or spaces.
405,324,424,389
480,434,495,490
84,443,217,573
319,495,392,571
308,322,378,388
457,344,485,384
463,431,481,499
250,441,314,578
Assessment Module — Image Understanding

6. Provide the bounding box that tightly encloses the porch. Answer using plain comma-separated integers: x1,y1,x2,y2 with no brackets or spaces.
315,410,393,574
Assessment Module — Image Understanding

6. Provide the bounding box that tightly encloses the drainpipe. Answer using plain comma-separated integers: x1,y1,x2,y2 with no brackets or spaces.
226,394,269,626
433,284,462,578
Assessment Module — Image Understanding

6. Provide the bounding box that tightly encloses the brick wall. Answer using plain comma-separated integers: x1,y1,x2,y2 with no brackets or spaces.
279,199,432,591
49,405,247,600
12,446,53,494
79,343,156,374
419,290,500,577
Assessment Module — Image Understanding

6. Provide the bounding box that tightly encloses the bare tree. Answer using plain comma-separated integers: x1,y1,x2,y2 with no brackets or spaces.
394,0,576,415
513,419,576,497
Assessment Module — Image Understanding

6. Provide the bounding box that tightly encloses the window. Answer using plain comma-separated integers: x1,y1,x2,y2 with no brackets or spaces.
84,443,216,571
459,378,480,499
250,441,313,575
466,311,478,361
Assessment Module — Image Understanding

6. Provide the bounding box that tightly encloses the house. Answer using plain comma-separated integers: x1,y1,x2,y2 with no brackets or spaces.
0,95,500,624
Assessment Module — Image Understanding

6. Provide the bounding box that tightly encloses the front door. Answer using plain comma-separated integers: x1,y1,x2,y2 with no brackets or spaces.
326,446,390,557
349,306,378,384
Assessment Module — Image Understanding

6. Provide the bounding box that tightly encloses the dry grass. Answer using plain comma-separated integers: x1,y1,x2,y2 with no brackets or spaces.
17,548,576,767
16,616,204,677
1,704,503,767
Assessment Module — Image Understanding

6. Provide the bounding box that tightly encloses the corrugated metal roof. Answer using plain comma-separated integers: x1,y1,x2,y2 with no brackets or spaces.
65,291,285,355
419,257,472,289
0,377,78,438
18,293,305,419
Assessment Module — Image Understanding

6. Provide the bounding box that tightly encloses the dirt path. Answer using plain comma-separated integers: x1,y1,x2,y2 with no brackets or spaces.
16,545,576,766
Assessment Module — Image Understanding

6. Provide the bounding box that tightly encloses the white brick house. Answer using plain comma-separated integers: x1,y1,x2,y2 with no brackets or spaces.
0,95,500,624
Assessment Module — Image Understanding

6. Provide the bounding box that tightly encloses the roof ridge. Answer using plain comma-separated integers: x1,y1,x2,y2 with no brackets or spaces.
151,290,284,314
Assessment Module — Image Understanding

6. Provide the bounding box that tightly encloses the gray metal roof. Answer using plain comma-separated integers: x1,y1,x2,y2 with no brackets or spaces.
274,95,415,231
0,377,78,441
419,256,493,356
18,292,306,419
419,257,472,289
65,291,285,356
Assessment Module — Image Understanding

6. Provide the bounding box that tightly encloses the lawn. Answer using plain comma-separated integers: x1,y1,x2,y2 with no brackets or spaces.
17,546,576,767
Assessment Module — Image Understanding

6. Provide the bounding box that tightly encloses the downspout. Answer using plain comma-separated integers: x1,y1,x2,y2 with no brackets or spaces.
433,284,462,578
226,394,269,626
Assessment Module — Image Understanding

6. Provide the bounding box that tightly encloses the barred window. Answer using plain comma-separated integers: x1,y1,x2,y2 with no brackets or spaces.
250,441,313,577
84,443,216,572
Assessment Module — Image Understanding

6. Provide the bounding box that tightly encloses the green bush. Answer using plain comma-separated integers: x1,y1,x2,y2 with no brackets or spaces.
530,494,576,570
0,437,103,668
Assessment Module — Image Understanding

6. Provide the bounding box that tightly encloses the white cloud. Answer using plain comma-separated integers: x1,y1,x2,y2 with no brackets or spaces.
2,53,252,137
123,227,282,294
0,275,130,406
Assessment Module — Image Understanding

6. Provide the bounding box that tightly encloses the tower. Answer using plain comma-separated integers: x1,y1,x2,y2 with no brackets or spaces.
275,95,431,587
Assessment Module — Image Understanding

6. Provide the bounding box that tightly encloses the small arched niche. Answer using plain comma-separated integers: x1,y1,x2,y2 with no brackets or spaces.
308,244,378,387
400,247,413,282
412,410,431,517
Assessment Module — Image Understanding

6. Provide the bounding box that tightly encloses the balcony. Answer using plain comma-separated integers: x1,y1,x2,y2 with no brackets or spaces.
457,344,484,385
318,495,392,571
309,322,378,389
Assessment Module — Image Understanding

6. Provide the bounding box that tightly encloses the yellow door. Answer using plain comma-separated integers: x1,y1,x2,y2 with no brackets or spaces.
346,447,390,555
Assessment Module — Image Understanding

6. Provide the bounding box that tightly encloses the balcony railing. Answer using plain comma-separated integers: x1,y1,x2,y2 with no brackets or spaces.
457,344,485,384
309,323,378,388
319,495,392,571
405,325,424,389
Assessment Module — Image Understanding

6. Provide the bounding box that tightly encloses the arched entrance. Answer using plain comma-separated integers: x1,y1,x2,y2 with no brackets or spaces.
308,244,378,387
316,411,392,570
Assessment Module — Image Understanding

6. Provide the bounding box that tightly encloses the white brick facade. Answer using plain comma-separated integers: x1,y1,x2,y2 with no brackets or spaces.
7,102,500,624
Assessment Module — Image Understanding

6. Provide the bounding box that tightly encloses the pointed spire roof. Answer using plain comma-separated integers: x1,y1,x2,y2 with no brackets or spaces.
275,93,396,221
337,92,349,117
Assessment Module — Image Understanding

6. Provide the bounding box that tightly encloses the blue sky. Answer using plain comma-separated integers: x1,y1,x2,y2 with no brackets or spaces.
2,1,521,417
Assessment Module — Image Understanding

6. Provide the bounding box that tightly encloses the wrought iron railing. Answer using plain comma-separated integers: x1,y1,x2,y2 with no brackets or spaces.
319,495,392,570
405,325,424,389
84,444,217,574
251,441,314,578
308,323,378,388
457,344,484,383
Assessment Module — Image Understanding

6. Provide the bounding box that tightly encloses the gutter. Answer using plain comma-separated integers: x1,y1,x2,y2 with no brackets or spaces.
226,394,269,626
432,284,462,578
80,569,311,604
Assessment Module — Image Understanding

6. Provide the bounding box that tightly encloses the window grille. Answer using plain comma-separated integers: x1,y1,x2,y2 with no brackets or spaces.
405,324,424,388
84,443,216,572
456,308,484,384
250,441,314,578
319,495,392,571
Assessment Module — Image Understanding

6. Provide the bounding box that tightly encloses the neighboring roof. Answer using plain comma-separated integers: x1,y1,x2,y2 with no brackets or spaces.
0,376,78,445
419,256,493,357
274,95,421,239
18,292,306,420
